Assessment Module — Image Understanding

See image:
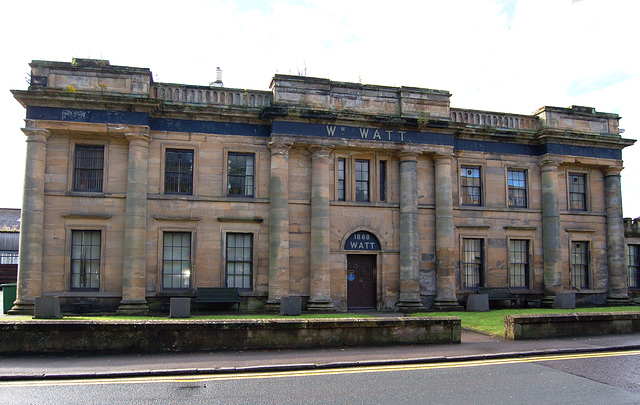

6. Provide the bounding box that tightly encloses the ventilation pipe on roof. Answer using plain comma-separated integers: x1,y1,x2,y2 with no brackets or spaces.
210,67,223,87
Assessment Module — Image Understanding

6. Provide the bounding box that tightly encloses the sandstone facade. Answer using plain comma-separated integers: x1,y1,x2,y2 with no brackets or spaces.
9,58,637,314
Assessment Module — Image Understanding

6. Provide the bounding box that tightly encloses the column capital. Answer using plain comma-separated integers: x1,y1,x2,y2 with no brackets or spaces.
539,155,561,170
125,132,151,144
398,149,420,161
308,144,332,158
21,127,51,141
268,140,293,155
432,152,454,165
603,165,623,177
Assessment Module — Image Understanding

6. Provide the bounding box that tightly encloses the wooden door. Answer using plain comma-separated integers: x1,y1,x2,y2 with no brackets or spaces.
347,255,377,309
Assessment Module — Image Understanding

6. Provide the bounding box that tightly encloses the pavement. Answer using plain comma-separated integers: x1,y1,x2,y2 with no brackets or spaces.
1,289,640,381
1,328,639,381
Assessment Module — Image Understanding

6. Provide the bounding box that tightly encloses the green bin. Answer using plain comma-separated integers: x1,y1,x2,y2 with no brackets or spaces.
2,283,17,314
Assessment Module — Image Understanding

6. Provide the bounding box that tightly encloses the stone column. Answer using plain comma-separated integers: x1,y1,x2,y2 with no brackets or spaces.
396,150,424,312
540,157,562,306
116,130,151,315
603,166,631,305
433,153,462,310
266,140,292,310
9,125,50,315
307,145,334,310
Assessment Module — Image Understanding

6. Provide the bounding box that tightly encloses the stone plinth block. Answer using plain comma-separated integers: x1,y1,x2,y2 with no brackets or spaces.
467,294,489,312
170,298,191,318
280,296,302,316
34,296,61,319
553,293,576,309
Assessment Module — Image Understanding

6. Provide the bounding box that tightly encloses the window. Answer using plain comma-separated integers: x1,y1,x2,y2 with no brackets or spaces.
0,251,18,265
570,241,589,289
162,232,191,290
509,240,529,288
379,160,387,201
355,159,370,202
569,173,587,211
165,149,194,195
337,158,346,201
228,153,255,197
628,245,640,289
70,230,101,290
461,166,481,206
73,145,104,192
226,233,253,290
462,238,483,289
507,169,527,208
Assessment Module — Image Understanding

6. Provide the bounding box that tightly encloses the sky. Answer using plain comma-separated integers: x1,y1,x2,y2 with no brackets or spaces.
1,0,639,217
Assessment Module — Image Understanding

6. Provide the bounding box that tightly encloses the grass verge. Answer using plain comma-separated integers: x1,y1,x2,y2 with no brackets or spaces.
419,306,640,336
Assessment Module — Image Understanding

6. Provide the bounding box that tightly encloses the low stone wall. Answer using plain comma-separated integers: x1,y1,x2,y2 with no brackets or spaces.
0,317,461,354
505,312,640,340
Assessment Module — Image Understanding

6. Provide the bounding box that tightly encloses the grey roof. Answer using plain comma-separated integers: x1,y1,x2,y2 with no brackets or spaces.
0,208,20,232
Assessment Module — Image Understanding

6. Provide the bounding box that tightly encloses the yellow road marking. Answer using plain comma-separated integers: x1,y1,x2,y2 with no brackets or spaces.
2,349,639,388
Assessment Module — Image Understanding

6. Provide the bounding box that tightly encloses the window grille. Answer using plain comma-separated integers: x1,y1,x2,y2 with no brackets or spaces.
73,145,104,192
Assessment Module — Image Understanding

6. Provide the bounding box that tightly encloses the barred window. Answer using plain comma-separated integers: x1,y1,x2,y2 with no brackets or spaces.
162,232,191,290
228,153,255,197
462,238,483,289
165,149,194,195
70,230,101,290
461,166,481,206
510,240,529,288
508,169,527,208
569,173,587,211
337,158,346,201
226,233,253,290
73,145,104,192
571,241,589,289
628,245,640,289
355,159,370,202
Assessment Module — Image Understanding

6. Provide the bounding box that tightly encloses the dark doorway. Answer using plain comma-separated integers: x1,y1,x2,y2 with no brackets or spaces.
347,254,377,309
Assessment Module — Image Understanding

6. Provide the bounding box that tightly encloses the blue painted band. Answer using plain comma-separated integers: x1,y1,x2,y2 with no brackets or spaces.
26,106,150,126
149,118,270,137
272,121,454,146
25,106,622,159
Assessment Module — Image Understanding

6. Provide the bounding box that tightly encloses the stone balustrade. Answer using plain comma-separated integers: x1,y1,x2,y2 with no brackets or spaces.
151,83,272,107
450,108,540,130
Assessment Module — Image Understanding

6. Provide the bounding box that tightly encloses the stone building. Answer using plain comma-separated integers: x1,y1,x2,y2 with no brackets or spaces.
9,58,637,314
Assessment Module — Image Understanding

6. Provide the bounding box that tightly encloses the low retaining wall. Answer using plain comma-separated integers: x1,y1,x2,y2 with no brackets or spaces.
0,317,461,354
505,312,640,340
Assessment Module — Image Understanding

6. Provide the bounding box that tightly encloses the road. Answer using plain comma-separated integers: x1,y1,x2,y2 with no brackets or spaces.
1,350,639,404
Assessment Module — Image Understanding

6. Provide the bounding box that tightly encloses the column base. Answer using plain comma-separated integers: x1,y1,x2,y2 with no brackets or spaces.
306,297,334,311
395,299,425,313
7,299,35,316
264,298,281,312
116,299,149,316
606,295,632,306
433,300,464,311
541,295,556,308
